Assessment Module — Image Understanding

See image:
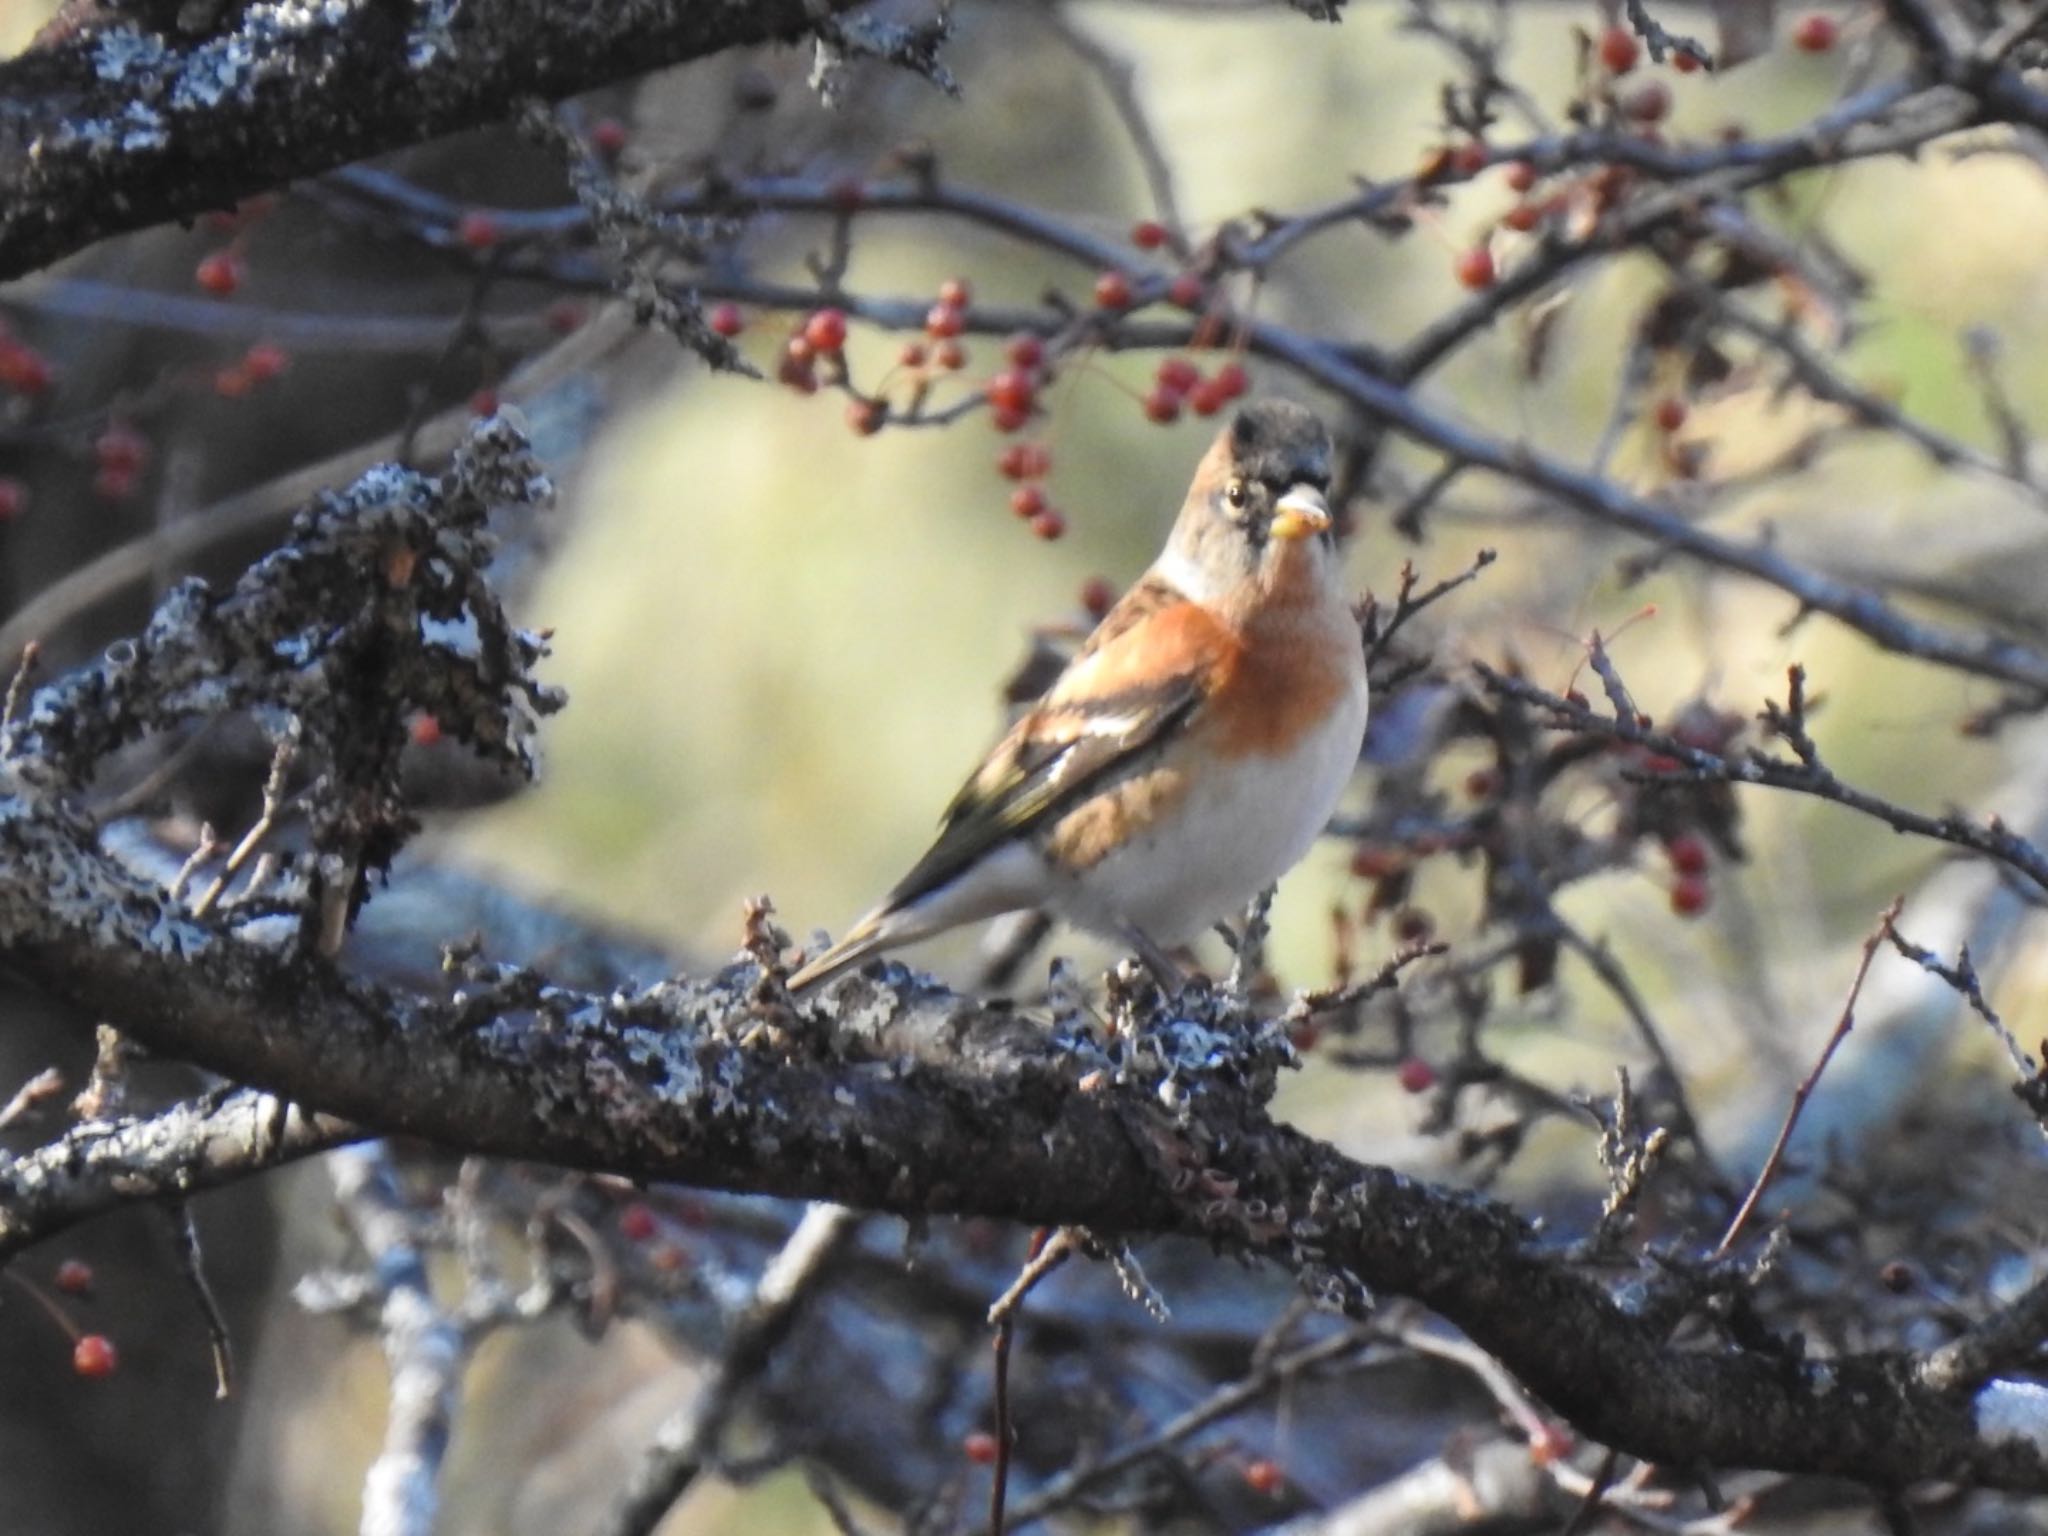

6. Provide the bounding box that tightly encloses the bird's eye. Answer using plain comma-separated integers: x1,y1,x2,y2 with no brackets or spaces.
1225,480,1248,511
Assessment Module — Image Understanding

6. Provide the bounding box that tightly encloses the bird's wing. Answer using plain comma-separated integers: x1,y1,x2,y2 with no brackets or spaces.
880,575,1236,911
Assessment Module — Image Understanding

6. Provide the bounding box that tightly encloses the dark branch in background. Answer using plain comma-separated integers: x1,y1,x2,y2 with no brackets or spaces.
2,433,2048,1493
1475,662,2048,897
603,1204,861,1536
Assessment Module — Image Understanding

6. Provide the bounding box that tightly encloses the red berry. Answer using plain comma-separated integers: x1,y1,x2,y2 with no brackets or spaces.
1452,245,1497,289
898,341,927,368
827,175,865,211
1652,396,1688,432
964,1431,999,1465
242,341,290,382
1141,387,1181,425
1155,356,1200,396
1394,907,1435,943
546,299,587,335
1502,203,1542,233
93,466,137,500
1131,218,1169,250
1451,140,1488,176
1188,379,1229,416
72,1335,117,1378
1005,333,1046,369
0,478,24,521
1673,47,1704,71
776,350,817,394
1213,361,1249,399
997,444,1032,480
1080,576,1116,617
1598,23,1641,73
1792,12,1838,49
1623,80,1672,122
618,1202,658,1242
933,339,967,371
1397,1057,1438,1094
1010,484,1046,518
990,403,1029,434
1504,160,1538,193
708,302,745,338
1168,272,1206,310
1641,752,1684,774
937,277,972,311
469,386,500,417
194,250,243,296
590,118,629,158
1030,507,1066,540
1244,1459,1285,1495
94,423,148,475
1093,270,1134,309
988,369,1036,415
1288,1021,1321,1052
0,342,52,396
648,1241,688,1273
1665,832,1710,875
54,1259,92,1295
846,398,885,436
803,307,849,354
1671,874,1711,916
925,303,965,339
409,713,442,746
1465,767,1500,799
213,365,253,399
456,211,500,250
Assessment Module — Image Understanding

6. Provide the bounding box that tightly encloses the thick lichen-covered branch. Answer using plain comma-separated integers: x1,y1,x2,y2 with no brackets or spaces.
0,0,876,280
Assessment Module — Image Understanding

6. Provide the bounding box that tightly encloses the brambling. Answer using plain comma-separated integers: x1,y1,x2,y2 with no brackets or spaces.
788,399,1368,993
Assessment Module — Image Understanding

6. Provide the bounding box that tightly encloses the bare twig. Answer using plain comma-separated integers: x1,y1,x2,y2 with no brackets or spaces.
1713,898,1903,1259
601,1203,861,1536
164,1199,235,1398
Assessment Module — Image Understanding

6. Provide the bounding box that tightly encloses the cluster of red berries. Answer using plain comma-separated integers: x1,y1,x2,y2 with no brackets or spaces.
91,421,149,500
33,1258,119,1379
615,1199,694,1274
988,341,1063,536
986,330,1046,432
775,304,853,395
214,340,291,401
1144,356,1249,423
1664,830,1712,916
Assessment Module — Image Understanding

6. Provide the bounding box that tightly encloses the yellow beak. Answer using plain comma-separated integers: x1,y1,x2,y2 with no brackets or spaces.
1270,485,1332,542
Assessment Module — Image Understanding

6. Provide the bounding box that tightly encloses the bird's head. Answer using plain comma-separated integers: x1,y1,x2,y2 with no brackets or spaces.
1157,399,1340,610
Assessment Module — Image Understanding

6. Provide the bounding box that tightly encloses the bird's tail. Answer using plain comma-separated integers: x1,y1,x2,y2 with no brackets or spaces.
785,905,929,995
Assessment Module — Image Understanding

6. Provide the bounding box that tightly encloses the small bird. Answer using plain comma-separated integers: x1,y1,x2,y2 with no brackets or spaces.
788,399,1369,993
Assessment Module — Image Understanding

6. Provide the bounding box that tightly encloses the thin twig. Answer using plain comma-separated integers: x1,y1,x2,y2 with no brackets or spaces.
601,1204,861,1536
164,1198,235,1398
1713,897,1903,1258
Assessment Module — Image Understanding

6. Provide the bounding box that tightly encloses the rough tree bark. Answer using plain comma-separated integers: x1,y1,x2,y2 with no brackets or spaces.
0,0,885,281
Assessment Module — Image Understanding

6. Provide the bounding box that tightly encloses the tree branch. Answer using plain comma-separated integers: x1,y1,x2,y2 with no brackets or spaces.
0,0,874,280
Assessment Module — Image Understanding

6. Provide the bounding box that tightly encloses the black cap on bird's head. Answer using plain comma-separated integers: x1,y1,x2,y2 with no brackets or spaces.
1227,399,1333,497
1161,399,1340,599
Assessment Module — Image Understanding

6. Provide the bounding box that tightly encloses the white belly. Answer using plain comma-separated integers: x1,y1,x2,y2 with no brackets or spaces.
1053,677,1368,944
